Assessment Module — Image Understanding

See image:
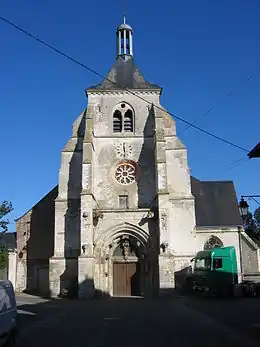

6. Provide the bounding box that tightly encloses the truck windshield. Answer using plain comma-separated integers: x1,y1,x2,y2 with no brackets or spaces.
194,257,211,270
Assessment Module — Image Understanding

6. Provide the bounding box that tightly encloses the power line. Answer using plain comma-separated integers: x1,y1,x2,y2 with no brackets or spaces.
250,197,260,206
0,15,249,153
226,155,249,171
178,70,260,136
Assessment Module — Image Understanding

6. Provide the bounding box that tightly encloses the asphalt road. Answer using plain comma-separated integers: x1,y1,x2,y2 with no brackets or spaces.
184,294,260,343
15,294,260,347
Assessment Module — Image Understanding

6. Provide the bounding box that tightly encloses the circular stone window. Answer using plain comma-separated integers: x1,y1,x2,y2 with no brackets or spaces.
115,162,136,185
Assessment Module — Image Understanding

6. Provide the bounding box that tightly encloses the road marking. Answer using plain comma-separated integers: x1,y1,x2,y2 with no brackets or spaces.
16,301,36,306
18,309,36,316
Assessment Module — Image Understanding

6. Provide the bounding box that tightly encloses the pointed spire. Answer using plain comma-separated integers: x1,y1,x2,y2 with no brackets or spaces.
123,0,126,24
116,1,133,57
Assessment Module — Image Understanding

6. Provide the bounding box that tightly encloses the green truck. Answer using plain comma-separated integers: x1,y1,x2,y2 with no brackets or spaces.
191,246,238,297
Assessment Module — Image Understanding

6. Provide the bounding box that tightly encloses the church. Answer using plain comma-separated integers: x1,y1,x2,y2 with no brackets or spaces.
13,17,260,298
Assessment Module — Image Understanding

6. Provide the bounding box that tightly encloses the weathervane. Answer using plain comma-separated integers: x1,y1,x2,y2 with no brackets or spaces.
123,0,126,24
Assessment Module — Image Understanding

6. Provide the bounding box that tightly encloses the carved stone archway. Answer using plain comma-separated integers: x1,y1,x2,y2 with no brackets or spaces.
94,223,151,296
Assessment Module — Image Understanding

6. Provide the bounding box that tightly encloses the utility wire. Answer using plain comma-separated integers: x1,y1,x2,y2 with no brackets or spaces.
178,71,260,136
250,197,260,206
226,155,249,171
0,15,250,153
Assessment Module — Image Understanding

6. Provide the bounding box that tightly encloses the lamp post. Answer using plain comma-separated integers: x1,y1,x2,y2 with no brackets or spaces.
238,197,249,223
238,195,260,223
237,197,250,282
238,195,260,282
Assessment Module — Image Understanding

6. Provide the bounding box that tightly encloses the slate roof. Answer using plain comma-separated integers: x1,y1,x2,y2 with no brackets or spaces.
191,176,242,227
88,55,161,91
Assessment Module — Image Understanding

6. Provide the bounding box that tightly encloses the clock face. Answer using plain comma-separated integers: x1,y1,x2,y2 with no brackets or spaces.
115,142,133,158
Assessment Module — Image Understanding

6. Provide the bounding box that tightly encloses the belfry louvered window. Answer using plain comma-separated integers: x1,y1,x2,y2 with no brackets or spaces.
124,110,133,132
113,103,134,133
113,110,122,132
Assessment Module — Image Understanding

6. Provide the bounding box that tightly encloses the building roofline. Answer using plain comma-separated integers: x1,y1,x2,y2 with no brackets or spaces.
15,185,58,222
195,225,241,230
86,87,162,94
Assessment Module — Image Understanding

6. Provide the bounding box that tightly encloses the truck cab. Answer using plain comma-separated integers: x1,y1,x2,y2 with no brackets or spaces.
192,246,238,297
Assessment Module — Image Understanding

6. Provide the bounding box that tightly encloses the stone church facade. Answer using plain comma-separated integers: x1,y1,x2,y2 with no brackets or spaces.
14,18,260,298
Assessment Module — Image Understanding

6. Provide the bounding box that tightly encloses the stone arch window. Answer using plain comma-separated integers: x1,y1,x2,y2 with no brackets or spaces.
204,236,223,250
124,109,133,132
113,110,122,132
113,103,134,133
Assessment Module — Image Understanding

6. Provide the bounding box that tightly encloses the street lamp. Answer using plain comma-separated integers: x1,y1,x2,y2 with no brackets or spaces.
238,198,249,222
237,195,259,281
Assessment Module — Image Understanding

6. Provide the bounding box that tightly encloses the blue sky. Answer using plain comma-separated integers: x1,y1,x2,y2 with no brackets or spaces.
0,0,259,230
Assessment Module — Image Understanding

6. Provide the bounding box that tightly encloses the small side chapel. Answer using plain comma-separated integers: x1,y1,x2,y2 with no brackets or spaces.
15,16,257,299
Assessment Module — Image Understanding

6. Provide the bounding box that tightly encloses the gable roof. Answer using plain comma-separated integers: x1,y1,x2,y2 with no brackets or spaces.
87,55,161,91
15,186,58,222
191,176,242,227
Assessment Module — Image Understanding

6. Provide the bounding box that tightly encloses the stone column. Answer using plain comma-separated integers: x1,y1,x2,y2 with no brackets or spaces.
78,106,95,299
123,30,127,54
8,252,17,290
158,254,175,294
129,31,133,56
153,106,173,293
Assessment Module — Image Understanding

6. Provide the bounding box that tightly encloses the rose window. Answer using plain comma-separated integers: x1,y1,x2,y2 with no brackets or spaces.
115,163,136,185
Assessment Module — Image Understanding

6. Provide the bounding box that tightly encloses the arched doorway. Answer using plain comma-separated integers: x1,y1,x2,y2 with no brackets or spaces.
112,235,145,296
94,223,151,297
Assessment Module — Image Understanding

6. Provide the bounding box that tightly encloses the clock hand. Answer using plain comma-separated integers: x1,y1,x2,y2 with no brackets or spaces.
123,142,126,158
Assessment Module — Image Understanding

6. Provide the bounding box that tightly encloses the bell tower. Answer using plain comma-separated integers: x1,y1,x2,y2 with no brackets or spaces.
116,13,133,56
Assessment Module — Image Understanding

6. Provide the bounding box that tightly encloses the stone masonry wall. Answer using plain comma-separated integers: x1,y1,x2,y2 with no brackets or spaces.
241,234,259,274
16,186,57,293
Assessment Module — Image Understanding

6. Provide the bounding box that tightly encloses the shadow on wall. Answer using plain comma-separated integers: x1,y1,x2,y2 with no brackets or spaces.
137,104,160,297
59,113,85,298
22,112,86,299
24,186,58,297
174,266,194,295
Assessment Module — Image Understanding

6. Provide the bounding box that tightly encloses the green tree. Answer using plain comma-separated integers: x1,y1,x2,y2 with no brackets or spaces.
254,207,260,231
0,246,8,270
245,207,260,240
0,200,13,233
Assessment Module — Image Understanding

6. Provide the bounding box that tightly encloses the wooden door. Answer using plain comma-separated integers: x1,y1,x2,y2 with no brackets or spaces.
113,262,137,296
